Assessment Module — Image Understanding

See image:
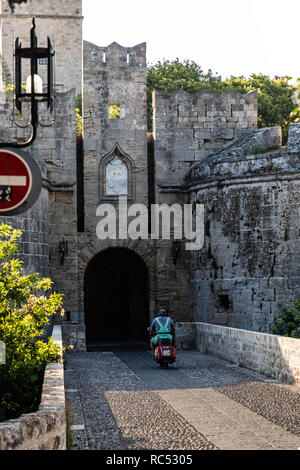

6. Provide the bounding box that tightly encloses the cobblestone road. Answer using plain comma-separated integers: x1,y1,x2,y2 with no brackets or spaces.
65,349,300,450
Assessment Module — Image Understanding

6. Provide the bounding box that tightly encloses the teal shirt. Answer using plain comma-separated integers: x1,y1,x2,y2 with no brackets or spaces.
150,316,174,333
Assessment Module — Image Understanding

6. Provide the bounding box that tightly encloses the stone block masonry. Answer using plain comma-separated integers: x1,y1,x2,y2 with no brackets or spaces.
176,322,300,385
83,39,148,220
0,0,83,95
0,326,66,450
0,90,78,311
61,323,86,352
0,0,299,341
152,89,259,323
187,125,300,332
153,89,257,186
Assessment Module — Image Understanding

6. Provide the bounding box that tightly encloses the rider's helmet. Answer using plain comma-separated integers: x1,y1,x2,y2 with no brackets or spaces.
159,309,168,316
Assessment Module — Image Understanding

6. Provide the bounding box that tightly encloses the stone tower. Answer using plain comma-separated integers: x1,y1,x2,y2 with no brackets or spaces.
78,40,153,343
0,0,83,94
0,0,80,282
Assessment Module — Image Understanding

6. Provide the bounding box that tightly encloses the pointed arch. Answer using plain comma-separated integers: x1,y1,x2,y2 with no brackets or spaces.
99,142,135,201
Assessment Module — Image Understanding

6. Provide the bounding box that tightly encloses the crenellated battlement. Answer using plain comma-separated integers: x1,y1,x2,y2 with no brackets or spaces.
153,88,258,186
84,40,146,69
153,88,257,129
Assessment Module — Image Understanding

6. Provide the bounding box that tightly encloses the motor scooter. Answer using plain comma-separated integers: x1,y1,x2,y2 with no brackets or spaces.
154,336,176,368
147,325,176,368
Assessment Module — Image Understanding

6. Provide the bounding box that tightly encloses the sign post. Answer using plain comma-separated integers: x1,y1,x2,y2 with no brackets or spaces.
0,149,42,216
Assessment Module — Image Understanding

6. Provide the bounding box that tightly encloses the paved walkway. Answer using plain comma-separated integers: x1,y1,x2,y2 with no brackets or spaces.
65,349,300,450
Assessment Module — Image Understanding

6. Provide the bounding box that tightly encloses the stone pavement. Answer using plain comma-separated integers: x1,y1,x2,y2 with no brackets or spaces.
64,349,300,450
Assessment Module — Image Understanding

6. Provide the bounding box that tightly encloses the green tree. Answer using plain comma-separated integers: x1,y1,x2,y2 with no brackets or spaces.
108,104,121,120
222,74,298,144
75,93,83,134
0,224,63,421
147,59,299,143
147,59,223,130
271,300,300,338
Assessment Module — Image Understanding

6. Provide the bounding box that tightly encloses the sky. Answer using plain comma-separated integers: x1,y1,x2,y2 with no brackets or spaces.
83,0,300,81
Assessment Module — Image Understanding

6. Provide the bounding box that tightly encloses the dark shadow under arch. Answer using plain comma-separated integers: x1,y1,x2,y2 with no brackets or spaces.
84,247,149,345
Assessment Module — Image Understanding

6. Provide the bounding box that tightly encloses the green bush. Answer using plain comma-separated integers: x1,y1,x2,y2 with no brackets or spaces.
75,93,83,135
271,300,300,338
0,224,63,422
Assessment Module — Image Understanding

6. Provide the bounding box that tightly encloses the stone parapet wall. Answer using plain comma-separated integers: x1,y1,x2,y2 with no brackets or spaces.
153,89,258,186
287,123,300,153
189,126,282,181
176,322,300,384
0,326,66,450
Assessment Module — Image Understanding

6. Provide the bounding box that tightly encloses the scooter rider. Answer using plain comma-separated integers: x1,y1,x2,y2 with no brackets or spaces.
150,309,175,350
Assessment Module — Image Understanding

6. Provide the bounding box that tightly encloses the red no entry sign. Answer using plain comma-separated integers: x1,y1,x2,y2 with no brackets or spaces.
0,149,41,216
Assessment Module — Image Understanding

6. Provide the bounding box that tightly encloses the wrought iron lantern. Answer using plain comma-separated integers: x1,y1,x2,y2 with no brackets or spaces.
0,18,55,148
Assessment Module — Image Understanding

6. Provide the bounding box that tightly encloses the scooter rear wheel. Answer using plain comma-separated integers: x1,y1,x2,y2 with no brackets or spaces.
160,362,168,369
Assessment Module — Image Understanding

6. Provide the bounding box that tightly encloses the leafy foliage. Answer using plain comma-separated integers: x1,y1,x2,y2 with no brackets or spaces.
0,224,63,422
75,93,83,134
76,93,82,115
0,82,26,95
76,107,83,134
222,74,298,144
109,104,121,119
147,59,300,143
147,59,223,130
271,300,300,338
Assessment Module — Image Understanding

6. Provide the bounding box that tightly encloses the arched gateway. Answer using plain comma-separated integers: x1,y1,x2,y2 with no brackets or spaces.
84,248,149,345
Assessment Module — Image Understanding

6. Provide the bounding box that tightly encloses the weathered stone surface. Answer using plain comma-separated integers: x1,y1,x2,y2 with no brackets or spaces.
176,322,300,385
61,323,86,352
0,90,78,324
186,143,300,331
1,0,82,95
153,88,258,187
0,0,299,342
287,123,300,153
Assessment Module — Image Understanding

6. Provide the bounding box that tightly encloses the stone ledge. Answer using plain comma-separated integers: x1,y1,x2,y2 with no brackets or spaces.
176,322,300,385
0,326,66,450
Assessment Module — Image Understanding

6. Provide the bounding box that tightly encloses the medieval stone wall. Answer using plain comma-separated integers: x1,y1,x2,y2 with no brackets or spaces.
0,0,299,335
186,125,300,332
0,0,80,313
0,0,82,94
152,89,259,323
80,40,192,322
153,89,257,187
0,90,77,298
78,40,154,315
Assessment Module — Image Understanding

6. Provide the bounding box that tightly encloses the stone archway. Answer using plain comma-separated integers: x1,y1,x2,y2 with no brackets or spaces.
84,247,149,345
